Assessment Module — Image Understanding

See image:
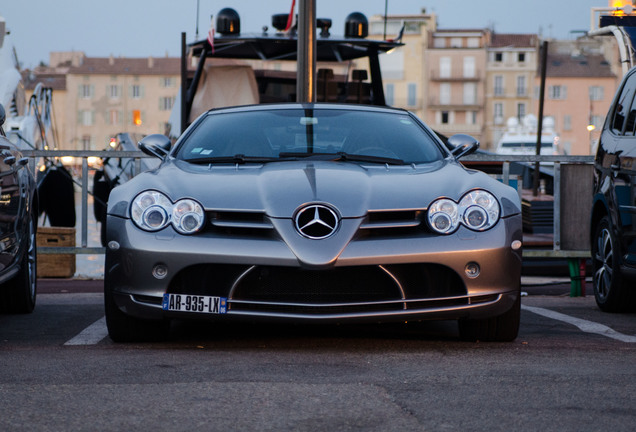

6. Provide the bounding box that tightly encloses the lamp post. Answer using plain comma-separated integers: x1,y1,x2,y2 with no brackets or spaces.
587,93,595,154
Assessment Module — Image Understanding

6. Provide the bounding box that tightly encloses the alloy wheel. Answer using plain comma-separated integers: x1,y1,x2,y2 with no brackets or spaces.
594,226,613,302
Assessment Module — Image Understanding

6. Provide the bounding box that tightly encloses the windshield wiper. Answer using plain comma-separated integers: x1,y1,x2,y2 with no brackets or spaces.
184,154,280,164
279,152,404,165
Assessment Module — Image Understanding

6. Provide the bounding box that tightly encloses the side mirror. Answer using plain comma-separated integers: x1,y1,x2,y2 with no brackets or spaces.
139,134,171,160
448,134,480,160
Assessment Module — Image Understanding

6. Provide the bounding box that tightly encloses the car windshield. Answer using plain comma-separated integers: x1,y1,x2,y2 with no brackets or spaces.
176,108,444,164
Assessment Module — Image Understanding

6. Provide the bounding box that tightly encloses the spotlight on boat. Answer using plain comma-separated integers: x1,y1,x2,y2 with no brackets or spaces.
317,18,332,37
345,12,368,38
217,8,240,35
272,14,289,32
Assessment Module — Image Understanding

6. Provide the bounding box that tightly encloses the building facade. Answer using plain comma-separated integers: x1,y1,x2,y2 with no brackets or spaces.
24,52,180,151
369,12,437,120
425,29,489,144
486,34,539,151
530,41,617,155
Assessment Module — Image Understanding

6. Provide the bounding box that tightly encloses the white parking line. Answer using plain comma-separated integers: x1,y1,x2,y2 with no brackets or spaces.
64,316,108,345
521,305,636,343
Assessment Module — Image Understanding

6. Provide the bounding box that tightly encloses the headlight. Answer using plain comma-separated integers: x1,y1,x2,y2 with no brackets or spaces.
172,199,205,234
427,199,459,234
131,191,172,231
428,190,500,234
458,190,499,231
131,191,205,234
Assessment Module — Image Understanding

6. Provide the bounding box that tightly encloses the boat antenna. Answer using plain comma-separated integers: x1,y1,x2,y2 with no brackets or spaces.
195,0,200,40
383,0,388,40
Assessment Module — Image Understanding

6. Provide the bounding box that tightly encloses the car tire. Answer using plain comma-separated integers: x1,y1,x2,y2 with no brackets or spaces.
592,216,635,312
458,294,520,342
104,286,169,342
0,212,37,314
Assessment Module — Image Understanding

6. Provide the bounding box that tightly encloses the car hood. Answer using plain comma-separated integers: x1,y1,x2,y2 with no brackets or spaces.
109,158,521,219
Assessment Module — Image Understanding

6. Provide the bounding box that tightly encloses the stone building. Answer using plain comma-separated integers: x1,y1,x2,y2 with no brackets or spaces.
24,52,180,151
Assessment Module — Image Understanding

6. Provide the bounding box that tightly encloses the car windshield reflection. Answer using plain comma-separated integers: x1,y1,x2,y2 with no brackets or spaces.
177,108,444,164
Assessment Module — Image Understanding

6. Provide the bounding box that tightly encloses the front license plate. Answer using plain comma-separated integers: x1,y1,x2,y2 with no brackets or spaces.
162,294,227,314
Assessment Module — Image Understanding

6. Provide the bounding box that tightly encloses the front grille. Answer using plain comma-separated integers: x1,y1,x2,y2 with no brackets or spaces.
205,211,274,237
231,266,400,304
357,209,432,238
167,263,467,316
169,264,252,297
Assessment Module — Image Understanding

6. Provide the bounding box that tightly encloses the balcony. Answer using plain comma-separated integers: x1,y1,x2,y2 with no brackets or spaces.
429,71,482,81
428,96,483,109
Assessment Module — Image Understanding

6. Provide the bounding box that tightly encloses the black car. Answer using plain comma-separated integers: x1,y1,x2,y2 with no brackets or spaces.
0,104,38,313
591,67,636,312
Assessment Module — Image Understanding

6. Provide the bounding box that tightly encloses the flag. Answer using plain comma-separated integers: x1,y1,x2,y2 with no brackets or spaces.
284,0,297,33
207,20,215,54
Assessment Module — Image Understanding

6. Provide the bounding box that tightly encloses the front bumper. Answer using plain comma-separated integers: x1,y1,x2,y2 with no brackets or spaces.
106,214,522,323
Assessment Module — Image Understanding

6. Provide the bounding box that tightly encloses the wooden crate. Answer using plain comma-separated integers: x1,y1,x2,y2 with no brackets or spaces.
37,227,76,278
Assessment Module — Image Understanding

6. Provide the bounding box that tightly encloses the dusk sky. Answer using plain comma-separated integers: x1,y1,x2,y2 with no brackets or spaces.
2,0,610,69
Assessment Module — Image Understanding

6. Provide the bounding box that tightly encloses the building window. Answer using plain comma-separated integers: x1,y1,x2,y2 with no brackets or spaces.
407,83,417,107
494,52,503,62
108,85,121,99
517,103,526,120
80,135,92,150
463,57,475,78
467,111,477,125
589,86,604,101
450,37,462,48
463,83,476,105
441,111,450,124
130,85,143,99
131,110,143,126
564,115,572,131
79,110,94,126
440,83,451,105
109,110,121,125
433,37,445,48
467,38,480,48
385,84,394,106
161,77,176,88
494,75,504,96
548,85,567,100
516,76,527,96
518,53,526,63
440,57,451,78
160,96,175,111
79,84,94,99
494,102,504,124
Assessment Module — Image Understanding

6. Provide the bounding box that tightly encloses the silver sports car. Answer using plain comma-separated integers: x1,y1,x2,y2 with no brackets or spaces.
104,103,523,342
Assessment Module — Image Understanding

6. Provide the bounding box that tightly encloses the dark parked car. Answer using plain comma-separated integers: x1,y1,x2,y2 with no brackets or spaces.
0,104,38,313
591,67,636,312
104,103,523,342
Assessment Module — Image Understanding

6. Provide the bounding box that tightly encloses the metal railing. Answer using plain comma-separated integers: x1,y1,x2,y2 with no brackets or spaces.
25,150,595,259
463,153,594,259
25,149,148,255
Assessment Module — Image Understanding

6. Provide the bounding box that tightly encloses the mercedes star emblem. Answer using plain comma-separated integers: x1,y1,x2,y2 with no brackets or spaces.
295,204,339,239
